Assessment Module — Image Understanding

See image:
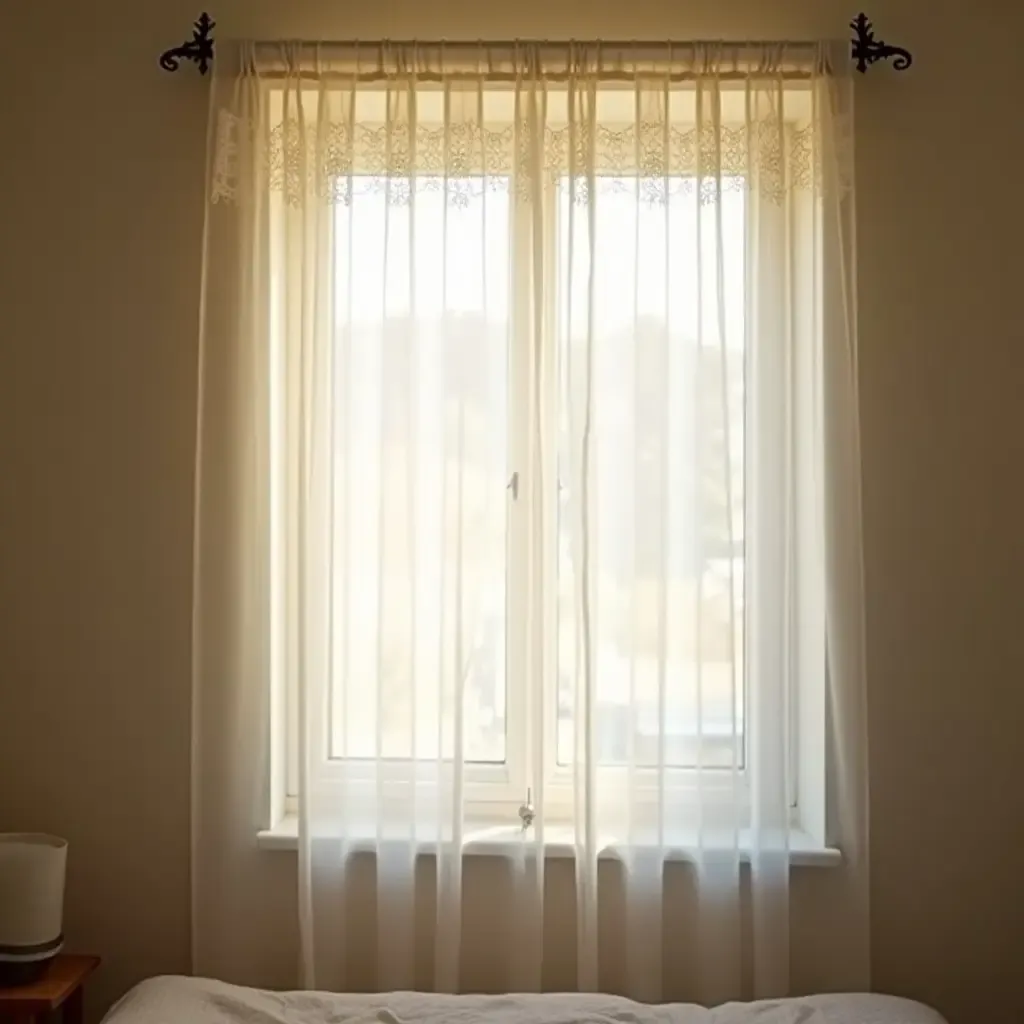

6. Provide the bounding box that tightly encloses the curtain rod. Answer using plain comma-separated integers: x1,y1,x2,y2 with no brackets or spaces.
158,12,912,78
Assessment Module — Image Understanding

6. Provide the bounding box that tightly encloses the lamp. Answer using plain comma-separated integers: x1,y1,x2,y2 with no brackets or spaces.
0,834,67,987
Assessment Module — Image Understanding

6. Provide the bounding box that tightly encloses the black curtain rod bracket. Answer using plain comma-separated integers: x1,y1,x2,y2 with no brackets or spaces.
158,11,911,76
160,12,215,74
850,13,912,72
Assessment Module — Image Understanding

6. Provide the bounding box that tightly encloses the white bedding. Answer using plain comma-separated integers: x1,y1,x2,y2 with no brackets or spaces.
102,976,947,1024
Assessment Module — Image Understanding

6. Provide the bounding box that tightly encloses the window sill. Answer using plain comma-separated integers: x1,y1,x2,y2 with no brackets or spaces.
257,817,841,867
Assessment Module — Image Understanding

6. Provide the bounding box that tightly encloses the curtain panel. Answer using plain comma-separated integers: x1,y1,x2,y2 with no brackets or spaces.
191,38,868,1005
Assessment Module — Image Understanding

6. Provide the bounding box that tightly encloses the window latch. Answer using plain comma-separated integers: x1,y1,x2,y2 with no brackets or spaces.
507,471,519,501
518,787,535,833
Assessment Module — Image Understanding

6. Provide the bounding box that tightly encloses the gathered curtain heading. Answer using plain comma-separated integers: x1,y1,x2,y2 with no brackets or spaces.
209,39,852,208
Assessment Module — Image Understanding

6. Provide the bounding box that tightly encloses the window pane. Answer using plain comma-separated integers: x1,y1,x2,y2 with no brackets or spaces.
555,177,746,769
327,178,511,763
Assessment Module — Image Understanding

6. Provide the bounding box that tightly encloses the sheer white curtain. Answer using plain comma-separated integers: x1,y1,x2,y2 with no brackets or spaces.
193,39,866,1003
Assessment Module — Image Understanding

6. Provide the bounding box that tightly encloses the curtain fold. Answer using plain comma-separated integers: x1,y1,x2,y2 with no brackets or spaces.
192,37,867,1003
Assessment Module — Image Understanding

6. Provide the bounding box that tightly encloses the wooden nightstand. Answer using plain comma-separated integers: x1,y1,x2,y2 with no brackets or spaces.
0,956,100,1024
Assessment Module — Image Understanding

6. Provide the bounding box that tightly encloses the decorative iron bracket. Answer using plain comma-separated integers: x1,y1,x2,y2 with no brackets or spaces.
850,13,912,73
160,12,216,75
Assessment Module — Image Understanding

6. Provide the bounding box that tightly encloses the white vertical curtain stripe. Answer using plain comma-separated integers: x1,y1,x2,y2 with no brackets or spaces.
192,37,867,1003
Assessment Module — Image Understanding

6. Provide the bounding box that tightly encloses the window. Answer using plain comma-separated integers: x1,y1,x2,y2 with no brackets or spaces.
268,76,826,838
552,179,747,775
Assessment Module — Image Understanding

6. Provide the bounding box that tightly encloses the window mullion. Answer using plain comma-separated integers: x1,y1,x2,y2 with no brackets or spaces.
501,176,536,812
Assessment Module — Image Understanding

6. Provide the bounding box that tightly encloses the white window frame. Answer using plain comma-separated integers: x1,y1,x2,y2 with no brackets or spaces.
267,84,828,847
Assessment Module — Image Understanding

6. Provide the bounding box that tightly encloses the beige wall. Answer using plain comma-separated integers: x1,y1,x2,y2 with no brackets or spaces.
1,2,1022,1023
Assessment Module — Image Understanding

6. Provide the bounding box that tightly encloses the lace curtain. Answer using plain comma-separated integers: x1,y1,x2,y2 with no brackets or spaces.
192,38,869,1004
209,41,851,208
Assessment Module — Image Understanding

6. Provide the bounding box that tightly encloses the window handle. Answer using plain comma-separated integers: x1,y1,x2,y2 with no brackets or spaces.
507,471,519,501
518,788,535,832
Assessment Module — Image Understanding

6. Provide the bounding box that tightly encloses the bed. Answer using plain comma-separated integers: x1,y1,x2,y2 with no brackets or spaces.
101,976,947,1024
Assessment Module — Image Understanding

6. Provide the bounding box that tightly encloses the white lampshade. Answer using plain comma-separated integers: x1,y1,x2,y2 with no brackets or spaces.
0,834,67,986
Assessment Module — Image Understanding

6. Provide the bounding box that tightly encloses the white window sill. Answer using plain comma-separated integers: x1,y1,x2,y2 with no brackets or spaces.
257,817,841,867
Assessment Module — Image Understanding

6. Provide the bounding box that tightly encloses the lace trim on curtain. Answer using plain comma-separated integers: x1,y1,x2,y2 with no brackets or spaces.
210,112,851,207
